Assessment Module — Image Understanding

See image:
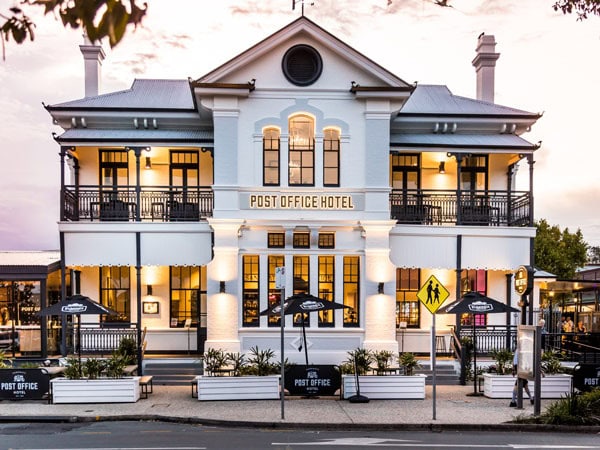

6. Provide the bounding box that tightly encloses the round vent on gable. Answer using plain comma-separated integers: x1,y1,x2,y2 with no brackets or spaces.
282,44,323,87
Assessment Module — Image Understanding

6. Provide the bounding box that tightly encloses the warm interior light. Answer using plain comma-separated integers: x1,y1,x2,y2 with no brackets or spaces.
438,161,445,174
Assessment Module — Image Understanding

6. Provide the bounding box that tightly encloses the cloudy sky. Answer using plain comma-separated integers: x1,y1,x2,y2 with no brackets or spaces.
0,0,598,250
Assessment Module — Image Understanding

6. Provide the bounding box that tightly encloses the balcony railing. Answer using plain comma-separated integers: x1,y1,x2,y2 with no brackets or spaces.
390,189,531,226
63,185,213,222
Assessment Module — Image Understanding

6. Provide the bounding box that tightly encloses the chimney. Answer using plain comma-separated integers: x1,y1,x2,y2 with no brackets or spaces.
79,34,105,97
472,33,500,103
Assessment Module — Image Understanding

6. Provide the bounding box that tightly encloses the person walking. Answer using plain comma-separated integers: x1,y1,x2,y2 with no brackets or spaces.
509,349,533,407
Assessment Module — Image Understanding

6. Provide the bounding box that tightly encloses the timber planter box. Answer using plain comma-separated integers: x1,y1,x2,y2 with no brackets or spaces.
195,375,281,401
342,374,427,400
50,377,141,404
482,373,573,399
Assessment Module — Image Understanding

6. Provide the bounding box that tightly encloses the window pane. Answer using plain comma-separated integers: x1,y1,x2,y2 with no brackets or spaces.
242,255,259,327
293,255,310,327
268,255,284,327
318,256,335,327
396,268,420,328
100,266,130,322
343,256,359,327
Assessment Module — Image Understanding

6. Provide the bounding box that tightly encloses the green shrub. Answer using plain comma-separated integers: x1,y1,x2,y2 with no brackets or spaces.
373,350,394,372
116,337,137,365
63,357,82,379
344,348,374,375
105,352,128,378
203,348,228,375
225,352,247,377
515,388,600,425
83,358,105,379
541,350,563,374
246,346,277,376
0,350,11,369
398,352,420,376
489,348,513,375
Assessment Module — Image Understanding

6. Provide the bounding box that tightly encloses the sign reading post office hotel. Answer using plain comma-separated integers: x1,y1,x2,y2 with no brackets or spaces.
242,193,363,210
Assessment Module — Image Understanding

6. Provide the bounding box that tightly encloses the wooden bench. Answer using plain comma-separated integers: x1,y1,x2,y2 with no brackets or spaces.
139,375,153,399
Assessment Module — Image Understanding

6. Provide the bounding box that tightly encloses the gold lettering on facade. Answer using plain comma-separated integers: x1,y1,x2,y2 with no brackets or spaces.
249,194,355,210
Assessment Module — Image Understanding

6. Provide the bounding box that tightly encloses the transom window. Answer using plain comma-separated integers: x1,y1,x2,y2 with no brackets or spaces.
318,233,335,249
268,232,285,248
263,127,280,186
99,149,129,191
293,232,310,248
460,155,488,191
289,115,314,186
390,153,420,190
396,268,420,328
323,128,340,187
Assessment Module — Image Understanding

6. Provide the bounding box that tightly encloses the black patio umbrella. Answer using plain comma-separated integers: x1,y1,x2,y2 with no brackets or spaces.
260,293,349,364
438,291,519,395
38,295,119,374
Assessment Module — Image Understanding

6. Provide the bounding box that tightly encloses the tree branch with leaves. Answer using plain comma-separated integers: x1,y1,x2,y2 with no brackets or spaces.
1,0,147,60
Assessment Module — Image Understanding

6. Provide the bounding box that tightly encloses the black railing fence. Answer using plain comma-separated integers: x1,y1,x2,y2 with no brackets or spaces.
63,185,213,222
458,325,517,354
67,324,139,354
390,189,530,226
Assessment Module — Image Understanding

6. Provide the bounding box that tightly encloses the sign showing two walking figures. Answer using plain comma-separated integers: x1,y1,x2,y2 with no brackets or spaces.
417,275,450,314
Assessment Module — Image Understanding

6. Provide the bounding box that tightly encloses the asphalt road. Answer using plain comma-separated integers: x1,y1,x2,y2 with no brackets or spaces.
1,421,600,449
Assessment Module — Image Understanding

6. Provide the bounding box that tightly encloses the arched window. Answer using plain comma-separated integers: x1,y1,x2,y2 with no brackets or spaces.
323,128,340,187
263,127,280,186
288,115,314,186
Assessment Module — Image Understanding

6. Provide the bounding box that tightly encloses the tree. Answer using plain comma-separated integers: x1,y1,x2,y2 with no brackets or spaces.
534,219,588,279
588,246,600,264
553,0,600,20
1,0,147,58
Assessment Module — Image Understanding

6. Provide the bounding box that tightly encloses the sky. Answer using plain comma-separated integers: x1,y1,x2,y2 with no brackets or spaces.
0,0,598,251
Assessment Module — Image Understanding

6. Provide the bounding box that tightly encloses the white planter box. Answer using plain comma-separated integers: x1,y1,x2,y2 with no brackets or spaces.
342,374,426,400
483,373,572,399
50,377,141,404
196,375,281,401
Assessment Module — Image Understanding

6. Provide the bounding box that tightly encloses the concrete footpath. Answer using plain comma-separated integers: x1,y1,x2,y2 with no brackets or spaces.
2,384,598,432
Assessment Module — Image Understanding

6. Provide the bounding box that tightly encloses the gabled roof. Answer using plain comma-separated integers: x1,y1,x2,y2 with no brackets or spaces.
399,85,540,118
196,16,412,88
47,79,195,111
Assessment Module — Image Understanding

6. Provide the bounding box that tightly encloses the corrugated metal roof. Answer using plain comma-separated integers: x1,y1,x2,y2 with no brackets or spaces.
49,79,194,110
399,85,537,117
57,129,213,143
0,251,60,267
390,133,537,150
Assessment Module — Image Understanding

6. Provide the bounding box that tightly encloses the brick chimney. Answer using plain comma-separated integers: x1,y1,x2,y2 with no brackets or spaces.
79,34,105,98
472,33,500,103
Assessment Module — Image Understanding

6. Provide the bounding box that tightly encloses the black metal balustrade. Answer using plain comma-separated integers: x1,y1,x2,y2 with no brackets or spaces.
390,189,531,226
458,325,517,354
63,186,213,222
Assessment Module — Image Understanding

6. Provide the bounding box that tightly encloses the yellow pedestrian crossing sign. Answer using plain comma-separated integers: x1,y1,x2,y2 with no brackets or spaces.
417,275,450,314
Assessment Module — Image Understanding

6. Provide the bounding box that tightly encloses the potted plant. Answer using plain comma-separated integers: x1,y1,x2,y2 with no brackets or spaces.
195,346,281,401
341,348,426,400
482,349,572,399
489,348,513,375
50,353,141,404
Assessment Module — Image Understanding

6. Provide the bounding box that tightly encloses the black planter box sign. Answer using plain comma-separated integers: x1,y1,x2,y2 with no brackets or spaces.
285,365,341,396
0,368,50,400
573,364,600,392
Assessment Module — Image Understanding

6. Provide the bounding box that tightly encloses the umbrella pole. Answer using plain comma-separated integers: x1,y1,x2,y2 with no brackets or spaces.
301,314,308,365
472,313,477,395
78,313,82,378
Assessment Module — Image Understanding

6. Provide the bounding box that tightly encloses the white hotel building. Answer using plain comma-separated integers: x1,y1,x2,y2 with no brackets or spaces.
45,17,541,362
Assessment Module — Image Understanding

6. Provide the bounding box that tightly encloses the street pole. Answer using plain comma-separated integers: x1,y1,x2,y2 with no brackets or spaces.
432,312,437,420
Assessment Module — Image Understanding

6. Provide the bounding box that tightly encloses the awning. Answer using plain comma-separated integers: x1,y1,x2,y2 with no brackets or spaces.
55,129,214,147
390,133,539,153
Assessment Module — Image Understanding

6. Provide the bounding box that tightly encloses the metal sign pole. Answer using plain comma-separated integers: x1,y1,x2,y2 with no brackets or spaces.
275,266,286,421
432,312,437,420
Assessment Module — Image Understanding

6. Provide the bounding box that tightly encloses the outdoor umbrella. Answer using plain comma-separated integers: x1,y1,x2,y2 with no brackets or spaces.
438,291,519,395
260,293,349,364
38,294,119,374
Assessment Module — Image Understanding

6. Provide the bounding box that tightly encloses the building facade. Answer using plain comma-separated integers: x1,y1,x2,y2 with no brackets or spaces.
45,17,541,363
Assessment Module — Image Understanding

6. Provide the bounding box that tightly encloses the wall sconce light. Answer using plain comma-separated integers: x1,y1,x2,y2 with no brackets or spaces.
145,156,152,169
146,285,153,296
219,281,226,294
377,282,384,295
438,161,445,174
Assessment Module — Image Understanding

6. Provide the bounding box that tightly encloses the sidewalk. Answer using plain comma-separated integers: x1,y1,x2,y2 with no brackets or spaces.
0,384,571,430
